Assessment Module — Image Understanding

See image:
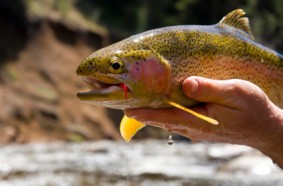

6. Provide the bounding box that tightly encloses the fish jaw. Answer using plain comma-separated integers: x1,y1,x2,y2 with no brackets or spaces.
76,43,173,109
76,65,171,109
76,75,135,106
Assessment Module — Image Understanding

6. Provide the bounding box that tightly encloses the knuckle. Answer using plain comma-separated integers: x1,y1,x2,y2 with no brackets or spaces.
227,79,268,105
227,80,246,94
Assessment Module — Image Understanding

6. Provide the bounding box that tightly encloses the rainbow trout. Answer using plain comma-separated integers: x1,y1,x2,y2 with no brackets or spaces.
76,9,283,142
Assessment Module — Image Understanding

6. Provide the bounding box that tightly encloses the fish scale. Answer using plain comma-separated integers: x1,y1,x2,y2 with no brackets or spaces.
137,26,283,107
76,9,283,142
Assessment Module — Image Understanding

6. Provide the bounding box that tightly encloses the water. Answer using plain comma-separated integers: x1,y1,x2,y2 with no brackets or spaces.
0,140,282,186
167,132,173,145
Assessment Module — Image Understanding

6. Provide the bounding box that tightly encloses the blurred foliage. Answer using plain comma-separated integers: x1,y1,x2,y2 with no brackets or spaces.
24,0,108,36
1,0,283,50
75,0,283,51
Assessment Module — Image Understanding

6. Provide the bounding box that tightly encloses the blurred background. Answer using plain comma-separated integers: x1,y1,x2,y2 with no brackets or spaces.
0,0,283,185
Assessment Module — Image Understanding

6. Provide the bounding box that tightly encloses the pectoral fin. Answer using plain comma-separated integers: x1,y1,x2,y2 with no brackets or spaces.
163,98,219,125
120,115,146,142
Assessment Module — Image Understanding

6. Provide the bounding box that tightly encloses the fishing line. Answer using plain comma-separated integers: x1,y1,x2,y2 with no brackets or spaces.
125,141,130,185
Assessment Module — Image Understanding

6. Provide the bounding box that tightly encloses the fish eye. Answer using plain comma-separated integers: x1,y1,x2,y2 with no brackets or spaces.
112,62,121,70
109,57,124,73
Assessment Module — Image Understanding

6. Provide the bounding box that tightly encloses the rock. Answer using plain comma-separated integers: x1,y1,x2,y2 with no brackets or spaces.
218,154,279,175
0,141,282,186
206,144,253,160
0,126,18,143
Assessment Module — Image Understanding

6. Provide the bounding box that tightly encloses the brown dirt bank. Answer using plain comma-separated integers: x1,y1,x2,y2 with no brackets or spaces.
0,20,123,143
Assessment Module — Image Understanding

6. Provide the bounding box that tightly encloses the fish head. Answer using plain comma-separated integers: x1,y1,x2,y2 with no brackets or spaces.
76,40,172,109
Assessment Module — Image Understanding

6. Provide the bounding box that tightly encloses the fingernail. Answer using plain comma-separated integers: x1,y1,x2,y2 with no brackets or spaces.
190,79,199,95
184,78,199,96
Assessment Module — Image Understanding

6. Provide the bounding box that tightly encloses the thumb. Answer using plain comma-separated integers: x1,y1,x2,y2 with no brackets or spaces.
182,76,252,106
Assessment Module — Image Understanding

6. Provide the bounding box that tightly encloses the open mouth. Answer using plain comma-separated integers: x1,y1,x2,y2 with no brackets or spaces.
77,76,130,99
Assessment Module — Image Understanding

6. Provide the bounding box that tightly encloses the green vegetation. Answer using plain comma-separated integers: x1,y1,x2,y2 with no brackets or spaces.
76,0,283,51
2,0,283,50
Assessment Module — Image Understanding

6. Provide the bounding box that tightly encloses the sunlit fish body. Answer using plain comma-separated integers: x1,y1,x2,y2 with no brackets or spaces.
76,9,283,142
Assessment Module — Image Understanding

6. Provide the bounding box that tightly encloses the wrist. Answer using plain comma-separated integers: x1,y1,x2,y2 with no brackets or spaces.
251,104,283,168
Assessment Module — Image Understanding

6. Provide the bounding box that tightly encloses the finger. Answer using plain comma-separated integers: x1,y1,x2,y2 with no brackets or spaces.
125,106,215,131
182,76,265,107
125,107,223,142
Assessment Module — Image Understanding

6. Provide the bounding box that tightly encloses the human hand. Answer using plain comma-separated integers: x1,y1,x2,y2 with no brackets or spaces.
125,76,283,167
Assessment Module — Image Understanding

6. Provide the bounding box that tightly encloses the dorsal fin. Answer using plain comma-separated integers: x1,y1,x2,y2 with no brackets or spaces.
219,9,254,40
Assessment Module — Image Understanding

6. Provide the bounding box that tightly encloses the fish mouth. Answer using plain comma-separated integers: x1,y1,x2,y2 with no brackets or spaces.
76,76,131,100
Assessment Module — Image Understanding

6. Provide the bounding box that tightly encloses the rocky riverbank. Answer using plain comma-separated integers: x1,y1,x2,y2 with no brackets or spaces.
0,140,282,186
